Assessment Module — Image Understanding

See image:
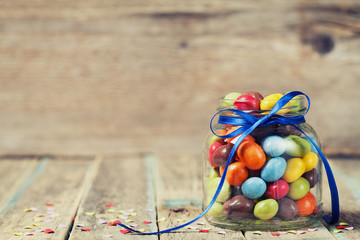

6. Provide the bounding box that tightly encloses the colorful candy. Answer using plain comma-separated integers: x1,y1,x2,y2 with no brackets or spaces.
208,142,222,167
221,92,242,107
237,141,266,170
260,157,287,182
285,135,311,157
212,144,233,166
302,168,319,188
277,198,298,220
287,177,310,200
223,162,248,186
282,158,306,183
241,177,266,199
261,135,286,157
303,152,319,172
223,195,255,220
207,177,231,203
234,94,259,110
296,192,316,216
264,180,289,200
253,199,279,220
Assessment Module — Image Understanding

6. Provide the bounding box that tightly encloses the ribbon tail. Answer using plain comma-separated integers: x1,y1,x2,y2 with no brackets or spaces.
292,124,340,224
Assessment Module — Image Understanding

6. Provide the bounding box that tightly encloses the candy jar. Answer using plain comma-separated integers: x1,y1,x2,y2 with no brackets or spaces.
202,91,326,231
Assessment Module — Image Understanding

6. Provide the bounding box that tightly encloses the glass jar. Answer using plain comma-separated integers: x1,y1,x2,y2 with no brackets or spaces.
202,92,323,231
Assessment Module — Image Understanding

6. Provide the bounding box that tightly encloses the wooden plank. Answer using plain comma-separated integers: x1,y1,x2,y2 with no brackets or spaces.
0,156,95,240
69,154,158,240
322,158,360,240
0,0,359,156
155,153,247,239
0,156,39,215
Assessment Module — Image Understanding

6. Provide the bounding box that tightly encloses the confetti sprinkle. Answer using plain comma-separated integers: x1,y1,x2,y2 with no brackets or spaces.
271,232,280,236
157,217,166,222
339,222,349,226
44,229,54,234
117,210,124,214
120,229,131,234
125,219,134,223
176,218,186,222
103,234,113,238
188,226,199,230
253,231,262,235
129,212,137,217
143,221,152,224
14,233,23,236
35,214,45,217
24,232,33,236
30,207,38,212
119,216,128,220
106,203,114,207
217,230,226,235
58,224,67,228
287,230,297,234
337,226,346,229
130,223,138,228
24,208,32,213
46,203,54,206
98,218,107,224
136,228,145,232
126,209,135,212
32,223,41,227
34,217,43,222
85,212,96,216
24,226,32,229
296,230,306,235
308,228,318,232
196,221,205,225
36,229,44,232
346,227,354,230
76,223,85,227
108,220,121,226
47,207,56,211
200,229,209,233
334,229,343,233
81,228,91,231
45,219,54,223
106,209,115,213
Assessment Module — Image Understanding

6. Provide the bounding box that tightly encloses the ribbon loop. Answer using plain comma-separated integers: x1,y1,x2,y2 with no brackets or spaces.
118,91,339,235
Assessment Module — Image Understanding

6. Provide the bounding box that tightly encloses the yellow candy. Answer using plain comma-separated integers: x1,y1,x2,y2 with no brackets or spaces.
282,158,306,183
303,152,319,172
260,93,290,115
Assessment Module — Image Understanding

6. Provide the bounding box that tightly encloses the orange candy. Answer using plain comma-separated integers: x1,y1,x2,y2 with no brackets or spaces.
296,192,317,216
219,162,248,186
225,128,255,143
236,141,266,170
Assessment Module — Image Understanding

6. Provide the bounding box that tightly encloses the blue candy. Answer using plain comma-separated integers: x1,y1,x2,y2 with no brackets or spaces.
262,135,286,157
241,177,266,199
261,157,287,182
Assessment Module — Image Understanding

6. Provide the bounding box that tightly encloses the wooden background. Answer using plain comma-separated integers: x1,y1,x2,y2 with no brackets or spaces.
0,0,359,156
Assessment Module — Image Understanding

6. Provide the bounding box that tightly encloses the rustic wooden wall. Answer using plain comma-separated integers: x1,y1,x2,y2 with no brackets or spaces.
0,0,359,156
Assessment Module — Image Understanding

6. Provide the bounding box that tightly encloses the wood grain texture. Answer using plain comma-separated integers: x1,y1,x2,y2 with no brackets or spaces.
69,154,158,240
0,156,94,240
0,0,359,156
154,153,247,239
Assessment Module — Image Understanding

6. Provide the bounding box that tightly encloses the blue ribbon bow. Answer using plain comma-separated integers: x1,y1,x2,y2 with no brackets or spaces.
118,91,339,234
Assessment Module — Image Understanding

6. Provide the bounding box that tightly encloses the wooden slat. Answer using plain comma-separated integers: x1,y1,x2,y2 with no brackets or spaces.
0,157,39,215
69,154,158,240
322,158,360,240
0,156,95,240
155,153,247,239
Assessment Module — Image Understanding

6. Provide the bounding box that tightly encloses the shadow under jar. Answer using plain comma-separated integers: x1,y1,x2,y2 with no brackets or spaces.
203,93,323,231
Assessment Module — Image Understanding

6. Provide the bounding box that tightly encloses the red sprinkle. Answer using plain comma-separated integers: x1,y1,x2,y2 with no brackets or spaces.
81,228,90,231
271,232,280,236
143,221,152,224
337,226,347,229
105,203,114,207
44,229,54,234
120,229,131,234
200,229,209,233
46,203,54,206
108,222,116,226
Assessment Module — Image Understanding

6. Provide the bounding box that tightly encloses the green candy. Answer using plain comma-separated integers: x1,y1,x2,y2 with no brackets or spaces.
287,177,310,200
206,199,225,218
208,168,220,182
285,135,311,157
207,177,231,203
254,199,278,220
221,92,242,108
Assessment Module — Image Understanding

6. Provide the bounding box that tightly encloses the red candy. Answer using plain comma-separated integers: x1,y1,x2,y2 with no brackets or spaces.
265,180,289,200
234,94,259,110
208,142,222,167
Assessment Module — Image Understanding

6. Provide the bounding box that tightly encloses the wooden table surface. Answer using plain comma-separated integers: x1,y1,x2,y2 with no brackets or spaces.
0,154,359,240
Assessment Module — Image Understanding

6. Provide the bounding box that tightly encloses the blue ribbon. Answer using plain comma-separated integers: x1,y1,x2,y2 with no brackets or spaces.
118,91,339,234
